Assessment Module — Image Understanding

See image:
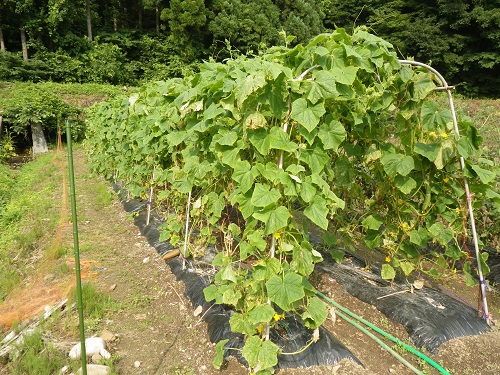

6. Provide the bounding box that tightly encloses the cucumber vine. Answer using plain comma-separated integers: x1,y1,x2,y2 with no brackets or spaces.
85,28,499,374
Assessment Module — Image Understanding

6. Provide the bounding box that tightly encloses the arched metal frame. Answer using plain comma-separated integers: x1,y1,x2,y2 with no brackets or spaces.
399,60,491,324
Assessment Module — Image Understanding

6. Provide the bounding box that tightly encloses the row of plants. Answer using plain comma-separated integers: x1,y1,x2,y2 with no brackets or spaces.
84,28,499,374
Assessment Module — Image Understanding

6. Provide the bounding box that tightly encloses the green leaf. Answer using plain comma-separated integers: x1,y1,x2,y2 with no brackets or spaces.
413,74,435,100
318,120,346,151
247,230,268,251
212,339,229,369
203,285,219,302
165,130,187,146
463,261,477,286
381,263,396,280
248,128,271,155
266,273,305,311
381,154,414,177
331,66,359,85
414,143,440,162
394,175,417,194
304,196,329,230
291,98,326,132
263,206,291,235
251,183,281,207
399,261,415,276
216,131,238,146
204,103,225,120
300,180,317,203
480,252,490,276
291,245,315,276
421,101,452,131
235,72,267,107
409,227,431,248
241,336,279,370
269,126,297,152
428,222,454,246
471,164,496,184
232,160,256,194
307,70,338,103
302,296,328,329
248,305,275,325
222,287,242,305
230,313,256,335
362,214,384,231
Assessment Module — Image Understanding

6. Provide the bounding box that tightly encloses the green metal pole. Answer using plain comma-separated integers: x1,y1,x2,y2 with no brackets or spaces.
66,120,87,375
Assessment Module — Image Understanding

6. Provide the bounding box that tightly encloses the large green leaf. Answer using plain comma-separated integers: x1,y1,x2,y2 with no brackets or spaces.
232,160,256,193
266,273,305,311
394,175,417,194
471,164,496,184
264,206,291,235
251,183,281,207
216,131,238,146
241,335,279,370
414,142,440,162
318,120,346,151
302,296,328,329
291,98,326,132
409,227,431,248
381,153,414,177
307,70,338,103
421,101,452,131
235,72,267,107
248,305,275,325
269,126,297,152
304,196,329,230
248,128,271,155
331,66,359,85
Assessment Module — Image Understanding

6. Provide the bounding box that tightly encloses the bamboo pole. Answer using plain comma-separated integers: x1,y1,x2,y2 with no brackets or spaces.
66,120,87,374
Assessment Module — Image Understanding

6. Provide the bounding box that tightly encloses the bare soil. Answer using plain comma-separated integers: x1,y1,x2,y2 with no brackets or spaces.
2,149,500,375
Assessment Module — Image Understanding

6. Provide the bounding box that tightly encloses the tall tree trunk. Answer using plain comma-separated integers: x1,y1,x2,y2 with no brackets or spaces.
20,29,28,61
86,0,93,40
156,4,160,35
0,26,5,52
0,116,3,144
138,0,143,31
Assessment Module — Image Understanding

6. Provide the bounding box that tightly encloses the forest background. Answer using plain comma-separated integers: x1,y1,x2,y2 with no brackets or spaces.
0,0,499,98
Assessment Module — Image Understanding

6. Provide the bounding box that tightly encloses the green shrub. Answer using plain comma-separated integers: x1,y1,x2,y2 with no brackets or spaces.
1,85,80,136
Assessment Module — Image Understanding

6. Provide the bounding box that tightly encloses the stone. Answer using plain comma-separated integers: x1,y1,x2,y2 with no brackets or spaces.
134,361,141,368
100,330,115,342
77,364,110,375
91,352,102,363
69,337,111,360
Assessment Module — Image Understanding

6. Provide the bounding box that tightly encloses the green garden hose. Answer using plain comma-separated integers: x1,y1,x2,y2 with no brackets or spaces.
316,290,451,375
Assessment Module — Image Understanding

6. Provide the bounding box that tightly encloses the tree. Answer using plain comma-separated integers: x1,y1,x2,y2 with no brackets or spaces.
161,0,211,59
274,0,325,44
209,0,281,54
86,0,92,40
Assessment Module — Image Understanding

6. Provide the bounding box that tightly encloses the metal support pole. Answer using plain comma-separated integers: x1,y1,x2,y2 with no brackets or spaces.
66,120,87,373
399,60,491,324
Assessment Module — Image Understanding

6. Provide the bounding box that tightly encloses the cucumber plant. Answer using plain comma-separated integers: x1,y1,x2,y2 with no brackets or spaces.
85,27,499,374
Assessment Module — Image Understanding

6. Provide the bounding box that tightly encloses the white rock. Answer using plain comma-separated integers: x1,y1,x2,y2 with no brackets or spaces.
143,257,150,263
77,364,110,375
134,361,141,368
69,337,111,360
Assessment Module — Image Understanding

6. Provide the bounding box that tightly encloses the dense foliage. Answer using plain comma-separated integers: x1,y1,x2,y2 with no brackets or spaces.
0,81,124,145
0,0,499,96
85,28,499,373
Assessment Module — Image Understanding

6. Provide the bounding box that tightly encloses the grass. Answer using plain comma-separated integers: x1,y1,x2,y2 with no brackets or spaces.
7,329,66,375
0,152,64,301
